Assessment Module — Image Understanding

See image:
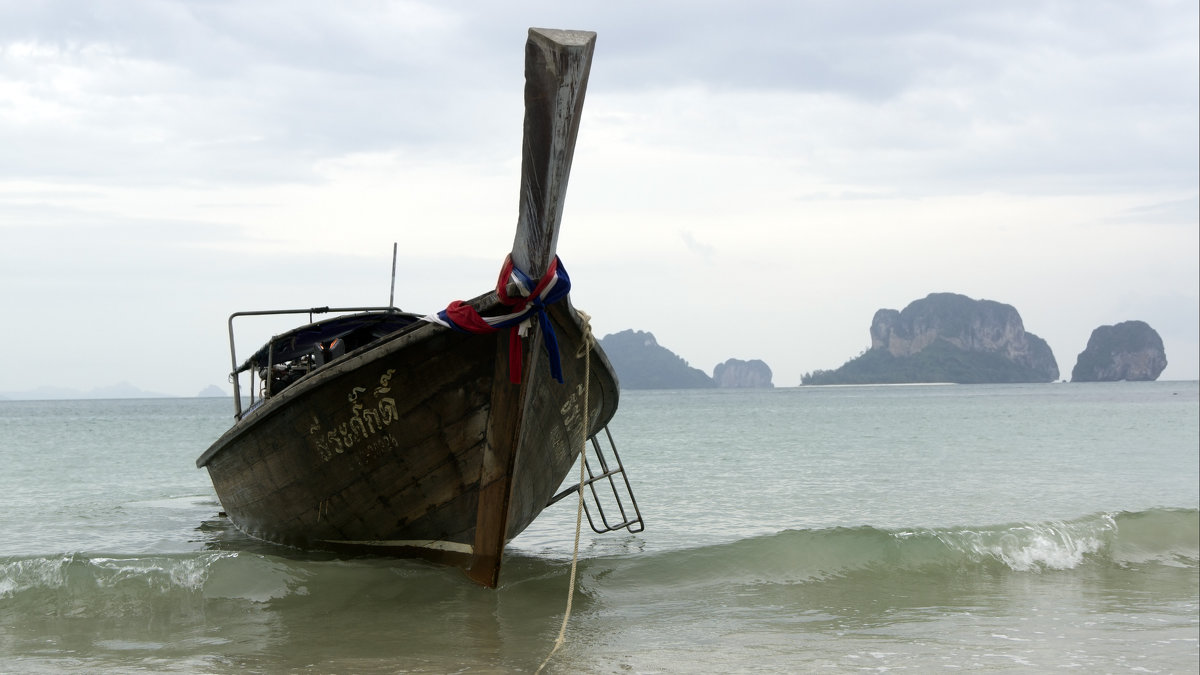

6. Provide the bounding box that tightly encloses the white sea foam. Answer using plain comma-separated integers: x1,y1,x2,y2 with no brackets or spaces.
1,385,1196,673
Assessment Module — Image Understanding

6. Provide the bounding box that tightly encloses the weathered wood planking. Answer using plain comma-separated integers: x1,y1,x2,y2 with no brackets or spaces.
201,302,616,583
199,28,610,587
511,28,595,281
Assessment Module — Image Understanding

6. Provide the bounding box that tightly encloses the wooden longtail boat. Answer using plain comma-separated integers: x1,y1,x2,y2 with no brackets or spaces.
197,28,640,588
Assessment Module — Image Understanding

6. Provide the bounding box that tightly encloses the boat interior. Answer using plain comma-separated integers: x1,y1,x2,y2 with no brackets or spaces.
227,307,420,418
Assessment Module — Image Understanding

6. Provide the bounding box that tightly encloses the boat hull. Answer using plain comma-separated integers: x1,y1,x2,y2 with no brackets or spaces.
199,301,617,581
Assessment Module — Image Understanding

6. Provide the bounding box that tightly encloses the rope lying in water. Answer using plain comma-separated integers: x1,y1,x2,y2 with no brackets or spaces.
536,309,593,674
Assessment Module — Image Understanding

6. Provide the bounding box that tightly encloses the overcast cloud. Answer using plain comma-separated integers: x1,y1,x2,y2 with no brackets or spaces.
1,0,1197,397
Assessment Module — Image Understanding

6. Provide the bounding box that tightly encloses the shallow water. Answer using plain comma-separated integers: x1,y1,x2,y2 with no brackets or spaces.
1,382,1197,672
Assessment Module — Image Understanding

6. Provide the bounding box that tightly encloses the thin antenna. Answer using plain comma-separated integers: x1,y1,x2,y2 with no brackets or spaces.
388,242,398,309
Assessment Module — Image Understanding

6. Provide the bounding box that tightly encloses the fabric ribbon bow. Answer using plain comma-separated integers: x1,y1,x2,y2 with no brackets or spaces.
426,255,572,384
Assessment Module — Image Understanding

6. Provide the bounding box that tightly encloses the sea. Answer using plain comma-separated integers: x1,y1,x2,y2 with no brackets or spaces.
0,382,1197,674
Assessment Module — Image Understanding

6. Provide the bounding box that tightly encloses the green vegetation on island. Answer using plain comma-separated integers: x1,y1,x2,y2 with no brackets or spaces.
803,338,1057,385
802,293,1060,385
599,330,715,389
1071,320,1167,382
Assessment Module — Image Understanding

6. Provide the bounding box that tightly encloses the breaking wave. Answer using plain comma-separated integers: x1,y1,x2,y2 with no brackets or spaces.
1,509,1195,618
581,508,1200,588
0,552,307,622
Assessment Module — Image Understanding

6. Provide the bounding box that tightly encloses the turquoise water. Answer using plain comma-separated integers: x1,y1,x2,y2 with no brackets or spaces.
1,383,1197,672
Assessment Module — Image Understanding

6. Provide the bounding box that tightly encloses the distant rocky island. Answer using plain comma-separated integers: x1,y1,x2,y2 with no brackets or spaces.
1071,320,1167,382
597,298,1176,390
5,310,1169,400
802,293,1060,385
0,382,170,401
598,330,774,389
0,382,229,401
714,358,774,388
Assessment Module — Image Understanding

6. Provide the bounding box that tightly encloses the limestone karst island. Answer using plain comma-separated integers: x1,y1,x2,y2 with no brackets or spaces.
598,330,774,389
1071,320,1168,382
803,293,1060,385
596,294,1168,389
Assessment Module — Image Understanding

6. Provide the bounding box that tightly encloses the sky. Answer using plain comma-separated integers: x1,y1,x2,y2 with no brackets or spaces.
1,0,1197,397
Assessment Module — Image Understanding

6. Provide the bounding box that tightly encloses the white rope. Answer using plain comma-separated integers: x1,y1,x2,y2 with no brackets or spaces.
536,309,594,674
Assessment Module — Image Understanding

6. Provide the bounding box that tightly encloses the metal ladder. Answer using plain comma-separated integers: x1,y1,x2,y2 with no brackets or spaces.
548,425,644,534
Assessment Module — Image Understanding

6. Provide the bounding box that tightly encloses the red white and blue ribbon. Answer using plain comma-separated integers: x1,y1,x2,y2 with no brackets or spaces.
424,255,571,384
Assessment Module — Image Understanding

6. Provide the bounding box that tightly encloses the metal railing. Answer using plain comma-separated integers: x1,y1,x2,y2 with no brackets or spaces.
226,306,400,419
